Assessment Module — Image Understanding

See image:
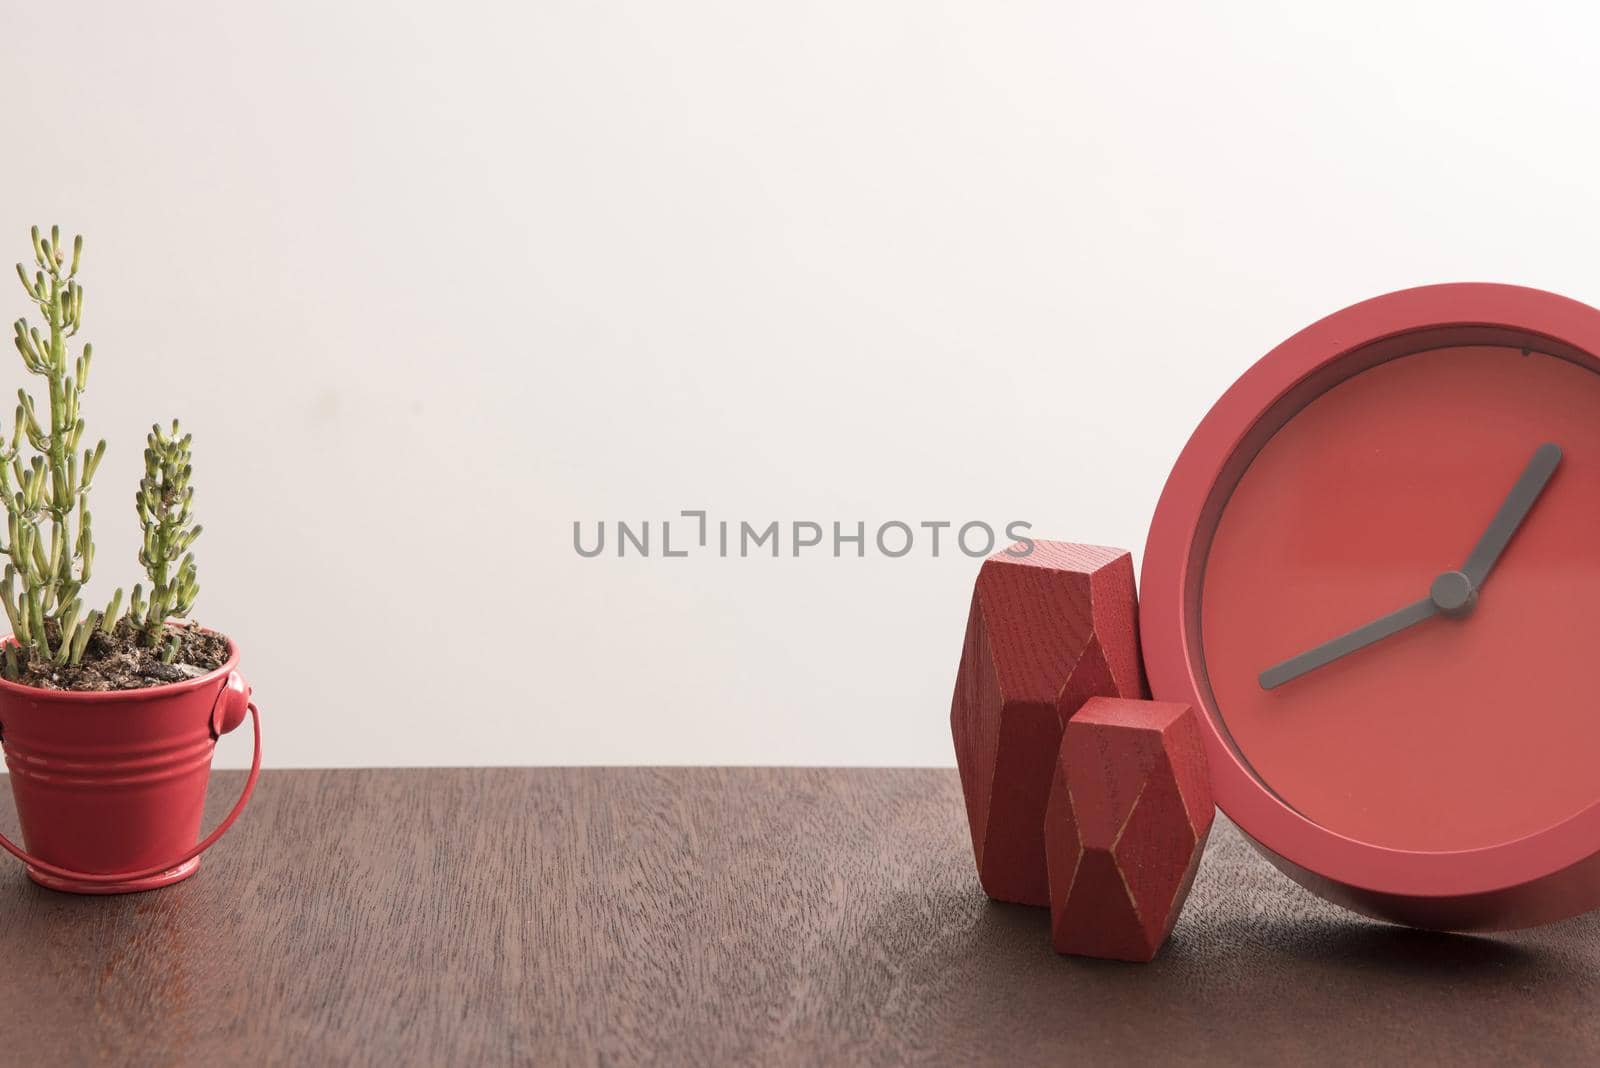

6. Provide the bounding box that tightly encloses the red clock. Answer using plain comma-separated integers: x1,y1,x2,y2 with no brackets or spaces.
1142,283,1600,930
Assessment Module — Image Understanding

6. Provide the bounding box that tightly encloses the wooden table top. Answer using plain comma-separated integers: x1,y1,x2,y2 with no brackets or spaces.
0,767,1595,1065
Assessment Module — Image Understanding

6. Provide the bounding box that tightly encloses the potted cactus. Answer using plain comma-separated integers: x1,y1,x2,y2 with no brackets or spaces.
0,227,260,894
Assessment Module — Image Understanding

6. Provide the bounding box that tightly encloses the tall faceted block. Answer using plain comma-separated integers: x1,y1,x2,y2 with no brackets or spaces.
950,542,1145,907
1045,697,1213,962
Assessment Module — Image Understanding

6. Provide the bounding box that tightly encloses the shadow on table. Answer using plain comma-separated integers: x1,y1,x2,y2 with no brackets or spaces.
918,887,1599,1063
968,890,1587,976
1248,914,1541,974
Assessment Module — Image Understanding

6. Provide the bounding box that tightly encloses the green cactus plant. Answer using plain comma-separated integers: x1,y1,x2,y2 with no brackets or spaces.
128,421,200,660
2,226,114,675
1,227,205,682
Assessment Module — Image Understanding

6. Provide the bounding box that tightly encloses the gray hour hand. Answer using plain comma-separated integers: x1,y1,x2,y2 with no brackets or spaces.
1259,597,1437,691
1460,443,1562,587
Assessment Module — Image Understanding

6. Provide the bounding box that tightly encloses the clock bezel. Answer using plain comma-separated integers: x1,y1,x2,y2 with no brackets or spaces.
1141,282,1600,929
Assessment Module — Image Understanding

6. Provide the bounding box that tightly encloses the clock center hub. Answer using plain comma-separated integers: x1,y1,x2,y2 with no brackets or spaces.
1429,569,1477,617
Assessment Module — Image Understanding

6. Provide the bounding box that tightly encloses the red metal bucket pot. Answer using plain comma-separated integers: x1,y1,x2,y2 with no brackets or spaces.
0,635,261,894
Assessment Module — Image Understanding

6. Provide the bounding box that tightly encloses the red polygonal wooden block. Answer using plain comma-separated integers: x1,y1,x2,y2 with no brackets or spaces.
1045,697,1213,962
950,542,1145,907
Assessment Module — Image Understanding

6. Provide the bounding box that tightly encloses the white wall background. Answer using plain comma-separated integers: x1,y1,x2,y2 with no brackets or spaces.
5,1,1600,767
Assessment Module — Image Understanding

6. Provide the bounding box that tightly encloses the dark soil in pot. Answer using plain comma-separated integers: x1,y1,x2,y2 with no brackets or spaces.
8,621,229,691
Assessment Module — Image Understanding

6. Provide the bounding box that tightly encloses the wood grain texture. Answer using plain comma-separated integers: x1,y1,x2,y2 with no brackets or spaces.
0,767,1597,1065
1046,698,1214,962
950,542,1145,907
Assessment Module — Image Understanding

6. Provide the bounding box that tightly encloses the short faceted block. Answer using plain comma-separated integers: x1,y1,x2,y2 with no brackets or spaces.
1045,697,1213,961
950,542,1145,907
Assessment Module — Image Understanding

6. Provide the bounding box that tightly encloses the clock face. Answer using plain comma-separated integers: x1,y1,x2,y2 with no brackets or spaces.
1141,283,1600,929
1198,344,1600,854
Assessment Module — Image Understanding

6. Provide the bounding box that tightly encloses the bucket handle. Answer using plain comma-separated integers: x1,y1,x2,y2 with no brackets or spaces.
0,699,262,885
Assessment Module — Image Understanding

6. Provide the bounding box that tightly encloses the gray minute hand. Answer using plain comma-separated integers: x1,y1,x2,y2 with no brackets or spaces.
1259,597,1437,690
